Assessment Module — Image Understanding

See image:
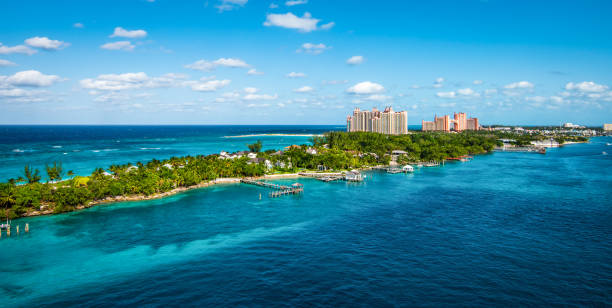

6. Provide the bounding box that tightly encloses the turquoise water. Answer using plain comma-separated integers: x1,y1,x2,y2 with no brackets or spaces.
0,125,341,181
0,131,611,306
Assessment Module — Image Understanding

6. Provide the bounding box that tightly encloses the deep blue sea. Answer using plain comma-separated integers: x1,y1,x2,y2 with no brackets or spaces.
0,126,611,307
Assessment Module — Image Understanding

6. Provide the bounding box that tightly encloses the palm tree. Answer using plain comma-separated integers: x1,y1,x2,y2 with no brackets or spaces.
24,165,41,184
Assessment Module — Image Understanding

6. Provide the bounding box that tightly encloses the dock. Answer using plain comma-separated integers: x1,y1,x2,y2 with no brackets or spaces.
241,179,304,198
494,146,546,154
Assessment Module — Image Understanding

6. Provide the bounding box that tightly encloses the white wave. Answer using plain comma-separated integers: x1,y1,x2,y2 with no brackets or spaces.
12,149,25,153
140,147,161,150
52,145,62,149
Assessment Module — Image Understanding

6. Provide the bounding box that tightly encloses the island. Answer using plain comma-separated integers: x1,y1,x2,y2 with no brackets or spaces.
0,130,589,220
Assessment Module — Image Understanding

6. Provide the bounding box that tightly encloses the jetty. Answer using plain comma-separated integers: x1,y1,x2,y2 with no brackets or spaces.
494,146,546,154
299,171,364,182
240,179,304,198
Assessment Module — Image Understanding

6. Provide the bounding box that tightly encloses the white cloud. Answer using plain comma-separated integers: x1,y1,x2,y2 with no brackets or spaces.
0,59,16,67
433,77,444,88
294,86,314,93
0,88,48,103
436,91,456,98
247,103,271,108
504,81,534,89
286,72,306,78
346,81,385,94
80,72,186,91
457,88,479,97
185,58,250,71
190,79,231,92
2,70,61,87
473,80,483,85
320,22,335,30
550,96,564,103
216,0,248,12
346,55,364,65
110,27,147,39
101,41,135,51
247,68,264,75
244,93,278,100
269,3,279,8
0,43,37,55
484,89,498,95
565,81,608,93
244,87,258,93
285,0,307,5
297,42,329,54
264,12,331,32
25,37,70,50
74,22,84,28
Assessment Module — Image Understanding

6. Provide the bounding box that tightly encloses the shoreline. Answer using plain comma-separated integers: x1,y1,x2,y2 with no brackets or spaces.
20,174,305,219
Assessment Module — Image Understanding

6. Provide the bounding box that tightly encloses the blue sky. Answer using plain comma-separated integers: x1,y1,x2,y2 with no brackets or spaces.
1,0,611,125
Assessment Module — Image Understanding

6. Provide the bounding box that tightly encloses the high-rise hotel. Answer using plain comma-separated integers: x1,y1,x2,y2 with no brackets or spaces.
421,112,480,132
346,106,408,135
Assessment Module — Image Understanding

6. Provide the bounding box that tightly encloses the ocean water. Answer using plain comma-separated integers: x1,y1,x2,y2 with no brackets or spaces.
0,128,611,306
0,125,345,181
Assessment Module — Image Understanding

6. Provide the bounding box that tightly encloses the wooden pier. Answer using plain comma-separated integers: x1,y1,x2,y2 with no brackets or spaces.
241,179,304,198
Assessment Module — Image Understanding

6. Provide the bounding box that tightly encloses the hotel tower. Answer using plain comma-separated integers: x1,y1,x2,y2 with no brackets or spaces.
346,107,408,135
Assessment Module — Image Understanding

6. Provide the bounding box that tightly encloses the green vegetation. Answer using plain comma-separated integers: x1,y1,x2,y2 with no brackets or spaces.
0,131,501,219
247,140,263,153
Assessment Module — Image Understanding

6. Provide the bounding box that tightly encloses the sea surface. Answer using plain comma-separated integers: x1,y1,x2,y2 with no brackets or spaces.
0,125,343,181
0,126,611,306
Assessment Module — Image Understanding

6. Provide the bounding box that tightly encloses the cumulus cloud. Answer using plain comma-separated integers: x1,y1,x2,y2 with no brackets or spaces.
74,22,84,28
0,88,48,103
244,93,278,100
504,81,534,89
473,80,483,85
457,88,479,97
269,3,279,8
286,72,306,78
110,27,147,39
346,55,364,65
1,70,61,87
185,58,250,71
244,87,258,93
264,12,332,32
191,79,231,92
320,22,335,30
25,37,70,50
247,68,264,75
0,59,16,67
294,86,314,93
0,43,37,55
216,0,248,12
80,72,186,91
436,91,456,98
565,81,608,92
297,42,329,54
346,81,385,94
101,41,135,51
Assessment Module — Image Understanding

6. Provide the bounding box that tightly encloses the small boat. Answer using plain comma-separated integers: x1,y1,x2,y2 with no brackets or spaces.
606,143,611,146
603,151,608,155
402,165,414,173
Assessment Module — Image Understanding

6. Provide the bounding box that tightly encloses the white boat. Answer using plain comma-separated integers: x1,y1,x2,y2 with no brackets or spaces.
606,143,611,146
603,151,608,155
402,165,414,173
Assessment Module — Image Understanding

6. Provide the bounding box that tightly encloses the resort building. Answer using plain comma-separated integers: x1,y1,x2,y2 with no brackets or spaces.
603,123,612,131
422,112,480,132
346,106,409,135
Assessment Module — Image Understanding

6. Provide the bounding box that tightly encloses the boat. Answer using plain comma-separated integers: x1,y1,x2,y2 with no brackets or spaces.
0,223,9,229
603,151,608,155
606,143,611,146
402,165,414,173
539,148,546,154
